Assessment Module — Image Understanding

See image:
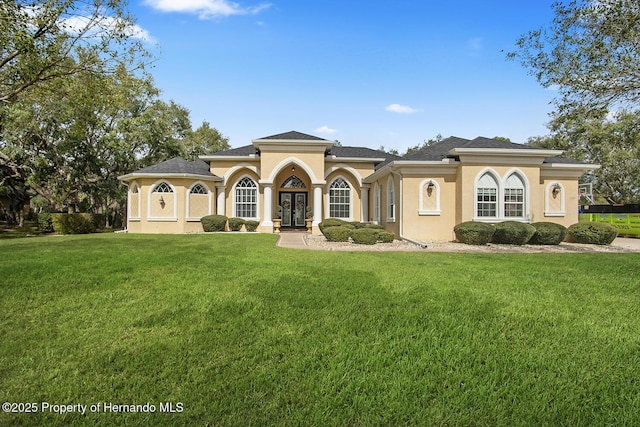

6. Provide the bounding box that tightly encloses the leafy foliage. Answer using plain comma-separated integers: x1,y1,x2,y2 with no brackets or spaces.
319,218,350,234
530,222,568,245
201,215,228,232
51,213,97,234
491,221,537,245
377,231,395,243
228,217,245,232
351,228,378,245
568,222,618,245
323,226,352,242
454,221,495,245
244,220,259,232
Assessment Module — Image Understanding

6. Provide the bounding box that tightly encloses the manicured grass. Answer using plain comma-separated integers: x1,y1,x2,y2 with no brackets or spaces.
1,234,639,426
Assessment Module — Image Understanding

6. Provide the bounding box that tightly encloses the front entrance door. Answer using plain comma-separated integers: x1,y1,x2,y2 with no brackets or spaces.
280,192,307,228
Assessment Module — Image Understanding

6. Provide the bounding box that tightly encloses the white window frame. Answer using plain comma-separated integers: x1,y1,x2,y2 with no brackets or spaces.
327,176,353,220
387,176,395,222
233,175,259,220
544,182,566,217
148,180,177,221
186,181,212,221
128,181,141,221
503,172,527,220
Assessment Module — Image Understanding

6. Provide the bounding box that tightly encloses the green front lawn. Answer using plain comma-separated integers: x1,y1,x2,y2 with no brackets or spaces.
1,234,639,426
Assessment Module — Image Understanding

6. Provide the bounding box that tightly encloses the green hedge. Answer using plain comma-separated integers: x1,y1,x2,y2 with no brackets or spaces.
201,215,228,232
491,221,536,245
319,218,350,234
37,212,54,233
454,221,495,245
351,228,378,245
377,231,395,243
364,224,385,230
568,222,618,245
323,226,352,242
51,213,97,234
228,217,245,231
530,222,567,245
244,220,259,232
349,221,367,229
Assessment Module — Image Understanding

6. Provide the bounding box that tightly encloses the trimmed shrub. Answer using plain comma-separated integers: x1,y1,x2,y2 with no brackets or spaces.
37,212,54,233
454,221,495,245
244,220,259,232
228,217,245,231
319,218,350,234
350,221,367,229
351,228,378,245
491,221,536,245
530,222,567,245
377,231,395,243
364,223,385,230
51,213,96,234
201,215,228,232
323,226,352,242
568,222,618,245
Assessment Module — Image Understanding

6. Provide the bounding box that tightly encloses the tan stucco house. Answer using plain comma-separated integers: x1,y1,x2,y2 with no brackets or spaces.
118,131,596,242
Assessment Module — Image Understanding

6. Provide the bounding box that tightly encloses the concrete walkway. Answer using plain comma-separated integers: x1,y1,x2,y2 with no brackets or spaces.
276,231,310,249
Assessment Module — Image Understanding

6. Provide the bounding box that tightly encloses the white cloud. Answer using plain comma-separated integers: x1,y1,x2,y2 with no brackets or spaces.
315,126,338,135
386,104,421,114
61,15,155,43
143,0,271,19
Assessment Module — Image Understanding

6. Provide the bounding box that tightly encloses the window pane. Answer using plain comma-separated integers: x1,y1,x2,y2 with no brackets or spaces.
235,178,257,218
329,178,350,218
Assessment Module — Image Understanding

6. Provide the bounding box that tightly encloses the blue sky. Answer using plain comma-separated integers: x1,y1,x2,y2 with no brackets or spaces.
128,0,558,152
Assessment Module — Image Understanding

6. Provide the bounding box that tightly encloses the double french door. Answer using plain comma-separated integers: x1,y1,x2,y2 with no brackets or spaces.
280,192,306,228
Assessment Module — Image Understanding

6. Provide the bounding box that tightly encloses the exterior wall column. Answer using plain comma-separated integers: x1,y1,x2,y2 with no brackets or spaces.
361,185,369,222
262,184,273,227
313,185,323,225
216,184,225,216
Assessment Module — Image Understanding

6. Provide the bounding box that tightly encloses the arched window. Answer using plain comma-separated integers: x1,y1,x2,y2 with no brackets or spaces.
329,178,351,219
387,176,395,221
504,173,525,218
373,183,381,222
190,183,208,195
476,173,498,218
187,182,211,220
234,177,257,219
282,175,306,188
154,182,173,194
129,182,140,219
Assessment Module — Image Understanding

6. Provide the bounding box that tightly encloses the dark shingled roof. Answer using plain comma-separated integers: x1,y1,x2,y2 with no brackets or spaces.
210,145,258,156
402,136,576,164
329,146,401,170
258,131,329,141
132,157,216,176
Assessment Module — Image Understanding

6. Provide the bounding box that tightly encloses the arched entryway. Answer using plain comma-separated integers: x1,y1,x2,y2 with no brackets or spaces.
276,167,310,229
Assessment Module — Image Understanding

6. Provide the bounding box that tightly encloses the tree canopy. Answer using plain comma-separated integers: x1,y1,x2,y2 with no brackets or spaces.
509,0,640,114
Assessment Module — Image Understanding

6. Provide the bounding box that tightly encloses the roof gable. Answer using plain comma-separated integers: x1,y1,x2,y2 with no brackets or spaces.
258,131,329,141
132,157,215,176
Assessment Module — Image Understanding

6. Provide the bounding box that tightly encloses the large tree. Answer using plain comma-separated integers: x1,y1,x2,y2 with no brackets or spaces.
509,0,640,113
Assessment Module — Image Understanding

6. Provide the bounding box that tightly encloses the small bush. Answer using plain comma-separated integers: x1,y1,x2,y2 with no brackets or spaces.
51,213,96,234
568,222,618,245
377,231,395,243
351,228,378,245
364,223,385,230
323,226,352,242
319,218,350,234
530,222,567,245
228,217,245,231
37,212,54,233
491,221,536,245
454,221,495,245
350,221,367,229
245,220,259,232
201,215,228,232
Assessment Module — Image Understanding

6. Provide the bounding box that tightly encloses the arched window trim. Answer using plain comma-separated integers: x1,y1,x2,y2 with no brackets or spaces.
502,170,529,220
418,178,441,216
232,175,259,220
128,181,140,221
148,180,177,221
544,181,566,217
373,182,381,223
387,176,396,222
326,176,353,220
281,175,306,189
186,181,212,221
474,169,500,220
